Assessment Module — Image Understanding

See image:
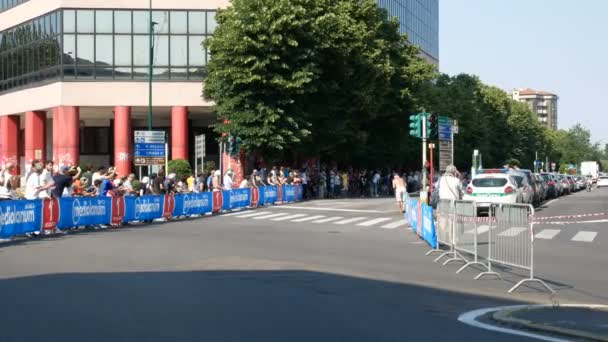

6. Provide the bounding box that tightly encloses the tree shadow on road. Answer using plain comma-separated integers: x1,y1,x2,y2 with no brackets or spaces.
0,270,529,342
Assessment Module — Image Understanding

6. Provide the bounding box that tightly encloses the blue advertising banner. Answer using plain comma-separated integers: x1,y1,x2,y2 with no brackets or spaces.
259,186,278,205
57,197,111,228
0,199,42,238
222,188,251,211
295,185,303,201
173,192,213,216
282,185,296,203
123,195,165,222
409,199,419,234
420,204,438,248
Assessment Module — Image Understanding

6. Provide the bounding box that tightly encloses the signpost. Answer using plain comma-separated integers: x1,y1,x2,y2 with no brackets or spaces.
437,117,458,172
134,131,166,166
195,134,206,177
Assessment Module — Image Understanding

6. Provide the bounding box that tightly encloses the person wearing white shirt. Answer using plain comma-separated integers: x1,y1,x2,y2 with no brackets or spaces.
25,161,50,200
39,161,55,198
223,170,234,190
239,178,249,188
438,165,463,201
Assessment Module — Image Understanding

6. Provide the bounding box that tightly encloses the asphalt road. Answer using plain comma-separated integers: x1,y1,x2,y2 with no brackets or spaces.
1,191,605,341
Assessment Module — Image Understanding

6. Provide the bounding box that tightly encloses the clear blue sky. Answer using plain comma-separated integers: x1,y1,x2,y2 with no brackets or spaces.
439,0,608,144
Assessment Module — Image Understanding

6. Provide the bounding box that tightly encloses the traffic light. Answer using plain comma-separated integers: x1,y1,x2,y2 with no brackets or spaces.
427,114,438,139
409,114,422,138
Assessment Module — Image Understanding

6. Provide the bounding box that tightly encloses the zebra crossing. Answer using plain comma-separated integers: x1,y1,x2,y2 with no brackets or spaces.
226,210,406,230
465,225,599,243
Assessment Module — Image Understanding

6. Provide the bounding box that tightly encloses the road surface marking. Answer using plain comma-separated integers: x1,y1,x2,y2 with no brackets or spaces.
334,217,368,225
231,211,272,218
498,227,527,237
466,225,489,235
571,231,597,242
279,206,387,213
535,229,561,240
222,210,252,217
271,214,308,221
357,217,392,227
543,199,559,206
312,216,344,223
253,213,290,220
381,220,407,229
291,215,326,223
459,305,572,342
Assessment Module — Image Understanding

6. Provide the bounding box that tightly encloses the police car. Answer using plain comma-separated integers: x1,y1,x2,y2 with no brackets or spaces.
463,169,523,209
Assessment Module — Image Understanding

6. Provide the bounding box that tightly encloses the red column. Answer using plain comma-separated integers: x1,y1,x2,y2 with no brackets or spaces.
25,111,46,166
114,106,132,176
0,115,20,175
171,106,189,160
222,151,246,186
53,106,80,167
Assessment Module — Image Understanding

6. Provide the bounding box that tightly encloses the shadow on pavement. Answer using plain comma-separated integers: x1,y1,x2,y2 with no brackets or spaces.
0,270,532,342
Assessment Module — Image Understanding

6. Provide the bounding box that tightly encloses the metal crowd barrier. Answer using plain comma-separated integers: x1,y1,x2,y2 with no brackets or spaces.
428,199,461,264
452,200,488,273
480,203,554,293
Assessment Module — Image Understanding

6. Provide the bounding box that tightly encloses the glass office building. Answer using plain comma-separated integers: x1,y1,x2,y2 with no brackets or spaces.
376,0,439,65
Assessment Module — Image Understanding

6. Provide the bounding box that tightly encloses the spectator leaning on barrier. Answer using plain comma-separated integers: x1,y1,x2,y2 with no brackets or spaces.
153,171,166,195
40,161,55,197
92,166,107,184
51,166,78,198
223,170,234,190
239,177,249,188
212,170,222,191
0,163,18,201
100,169,117,197
206,170,215,192
139,176,150,196
438,165,463,201
24,160,51,200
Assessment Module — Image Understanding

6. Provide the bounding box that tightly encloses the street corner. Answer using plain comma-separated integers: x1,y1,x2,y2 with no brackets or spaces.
459,304,608,342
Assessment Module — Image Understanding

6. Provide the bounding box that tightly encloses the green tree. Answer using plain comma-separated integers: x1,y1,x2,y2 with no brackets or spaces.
204,0,434,165
167,159,192,180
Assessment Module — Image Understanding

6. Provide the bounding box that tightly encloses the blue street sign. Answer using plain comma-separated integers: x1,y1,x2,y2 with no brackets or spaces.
134,143,166,157
438,124,452,141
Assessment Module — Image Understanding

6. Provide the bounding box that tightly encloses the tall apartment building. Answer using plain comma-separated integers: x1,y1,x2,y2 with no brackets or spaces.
512,88,559,130
376,0,439,65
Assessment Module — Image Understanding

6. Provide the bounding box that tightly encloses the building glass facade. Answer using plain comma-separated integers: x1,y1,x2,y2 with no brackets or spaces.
376,0,439,63
0,0,28,13
0,8,215,93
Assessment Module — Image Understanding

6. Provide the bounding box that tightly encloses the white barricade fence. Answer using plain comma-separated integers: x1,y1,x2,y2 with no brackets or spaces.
429,199,457,263
452,200,488,273
479,203,554,293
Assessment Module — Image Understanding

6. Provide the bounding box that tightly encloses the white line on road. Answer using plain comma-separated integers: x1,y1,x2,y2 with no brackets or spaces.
543,198,559,207
312,216,344,223
253,213,290,220
271,214,308,221
535,229,561,240
279,206,388,213
381,220,407,229
458,306,572,342
231,211,272,218
334,217,368,225
291,215,326,223
498,227,527,237
357,217,392,227
466,225,489,235
571,231,597,242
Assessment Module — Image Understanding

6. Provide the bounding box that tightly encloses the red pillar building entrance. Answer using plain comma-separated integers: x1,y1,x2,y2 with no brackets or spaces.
0,115,20,174
171,106,189,160
114,106,132,176
53,106,80,167
25,111,46,166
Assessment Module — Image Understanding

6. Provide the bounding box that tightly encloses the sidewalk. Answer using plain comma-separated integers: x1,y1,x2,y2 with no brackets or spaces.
493,305,608,341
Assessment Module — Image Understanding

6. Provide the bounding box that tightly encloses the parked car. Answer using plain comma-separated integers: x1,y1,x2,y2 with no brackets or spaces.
464,171,523,213
558,174,571,195
575,176,585,191
508,171,534,204
597,176,608,188
534,173,548,202
541,173,559,198
517,169,542,207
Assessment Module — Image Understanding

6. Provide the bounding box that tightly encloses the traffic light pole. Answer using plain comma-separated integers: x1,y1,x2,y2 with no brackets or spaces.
422,116,428,197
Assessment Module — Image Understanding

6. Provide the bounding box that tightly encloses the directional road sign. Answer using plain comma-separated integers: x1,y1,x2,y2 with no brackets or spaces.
134,131,166,166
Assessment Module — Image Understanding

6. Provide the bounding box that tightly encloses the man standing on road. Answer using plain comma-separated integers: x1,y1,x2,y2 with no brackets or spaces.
223,170,234,190
392,173,407,213
438,165,462,201
372,170,381,197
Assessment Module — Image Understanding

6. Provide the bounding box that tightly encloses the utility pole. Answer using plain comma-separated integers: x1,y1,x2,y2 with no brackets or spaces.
429,143,435,193
422,114,428,196
148,0,153,131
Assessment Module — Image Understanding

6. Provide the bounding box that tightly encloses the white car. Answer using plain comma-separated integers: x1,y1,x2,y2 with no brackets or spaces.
508,171,534,204
463,172,522,209
597,176,608,188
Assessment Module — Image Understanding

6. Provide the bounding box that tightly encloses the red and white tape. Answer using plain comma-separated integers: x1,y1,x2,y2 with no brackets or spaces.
534,212,606,221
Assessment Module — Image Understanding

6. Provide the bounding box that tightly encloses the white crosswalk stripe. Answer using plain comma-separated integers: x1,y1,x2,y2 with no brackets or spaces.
312,216,344,223
381,220,407,229
232,211,272,218
465,225,490,235
334,217,368,225
498,227,527,237
291,215,326,223
357,217,392,227
535,229,561,240
571,231,597,242
253,213,290,220
271,214,308,221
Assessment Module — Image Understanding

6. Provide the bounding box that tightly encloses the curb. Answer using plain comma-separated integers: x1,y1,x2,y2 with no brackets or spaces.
492,305,608,342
